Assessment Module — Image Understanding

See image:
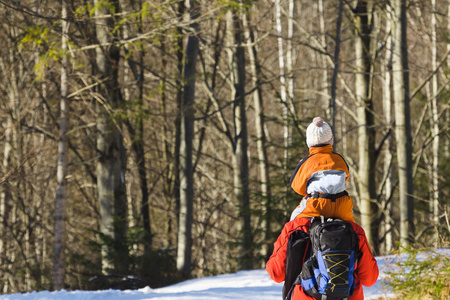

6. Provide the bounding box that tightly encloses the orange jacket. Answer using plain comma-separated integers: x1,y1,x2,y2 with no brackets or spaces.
266,218,379,300
293,194,356,223
290,145,350,196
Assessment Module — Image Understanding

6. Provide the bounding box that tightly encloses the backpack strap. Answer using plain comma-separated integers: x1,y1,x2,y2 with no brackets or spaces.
283,229,311,300
307,191,348,202
285,275,301,300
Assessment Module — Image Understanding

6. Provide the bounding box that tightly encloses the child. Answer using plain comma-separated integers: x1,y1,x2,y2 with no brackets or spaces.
289,117,355,222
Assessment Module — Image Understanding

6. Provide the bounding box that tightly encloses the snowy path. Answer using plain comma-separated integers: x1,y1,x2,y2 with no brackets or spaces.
0,256,400,300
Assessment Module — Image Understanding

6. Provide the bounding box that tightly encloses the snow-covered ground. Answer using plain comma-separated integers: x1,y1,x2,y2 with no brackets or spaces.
0,255,411,300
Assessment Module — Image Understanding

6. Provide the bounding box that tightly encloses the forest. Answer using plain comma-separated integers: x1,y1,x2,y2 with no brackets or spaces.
0,0,448,293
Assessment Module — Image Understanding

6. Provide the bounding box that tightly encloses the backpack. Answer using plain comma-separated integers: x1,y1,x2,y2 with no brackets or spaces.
300,217,359,300
283,217,359,300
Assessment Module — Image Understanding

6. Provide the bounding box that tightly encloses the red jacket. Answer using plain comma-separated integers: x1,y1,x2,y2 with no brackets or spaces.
266,218,379,300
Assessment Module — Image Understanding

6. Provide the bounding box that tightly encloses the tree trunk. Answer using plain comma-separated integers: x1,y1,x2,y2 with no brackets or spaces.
430,0,439,244
287,0,295,124
354,0,378,253
135,57,151,249
119,0,152,248
274,0,289,167
330,0,344,130
318,0,329,115
382,4,394,253
391,0,414,246
446,0,450,157
94,0,128,274
226,8,252,270
0,24,27,292
244,10,272,265
170,0,185,250
53,0,69,289
0,81,12,292
177,0,200,277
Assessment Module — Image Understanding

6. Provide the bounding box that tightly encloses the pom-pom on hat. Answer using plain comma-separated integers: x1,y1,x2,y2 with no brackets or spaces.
306,117,333,147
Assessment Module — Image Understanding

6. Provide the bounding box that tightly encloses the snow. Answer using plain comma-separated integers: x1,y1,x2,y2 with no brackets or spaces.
0,255,414,300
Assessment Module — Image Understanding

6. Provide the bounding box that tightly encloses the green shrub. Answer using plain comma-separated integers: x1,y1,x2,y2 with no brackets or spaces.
385,247,450,299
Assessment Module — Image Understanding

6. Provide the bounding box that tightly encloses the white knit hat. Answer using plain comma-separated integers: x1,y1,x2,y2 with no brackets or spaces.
306,117,334,147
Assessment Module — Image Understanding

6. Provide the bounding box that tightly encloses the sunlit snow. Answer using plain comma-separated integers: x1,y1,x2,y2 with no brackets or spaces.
0,254,434,300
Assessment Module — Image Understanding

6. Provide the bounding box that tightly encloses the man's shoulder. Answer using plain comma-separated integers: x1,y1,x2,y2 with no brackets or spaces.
347,221,366,235
284,217,311,232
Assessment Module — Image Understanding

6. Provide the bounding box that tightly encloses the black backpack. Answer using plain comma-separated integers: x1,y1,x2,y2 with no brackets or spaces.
283,217,359,300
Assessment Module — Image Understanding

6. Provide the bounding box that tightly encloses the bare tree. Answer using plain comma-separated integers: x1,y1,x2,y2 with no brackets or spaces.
226,6,252,270
391,0,414,246
244,9,272,264
0,11,34,290
119,0,152,248
94,0,129,274
0,52,14,294
53,0,69,289
287,0,295,123
447,0,450,157
353,0,378,253
318,0,329,114
274,0,290,167
330,0,344,129
430,0,440,243
177,0,200,277
382,3,394,253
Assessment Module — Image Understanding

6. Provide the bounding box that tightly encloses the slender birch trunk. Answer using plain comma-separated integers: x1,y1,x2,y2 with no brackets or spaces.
0,89,12,292
170,0,185,250
391,0,414,246
53,0,69,289
287,0,295,121
382,5,394,253
0,51,13,282
274,0,289,166
177,0,200,277
118,0,136,238
430,0,440,243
